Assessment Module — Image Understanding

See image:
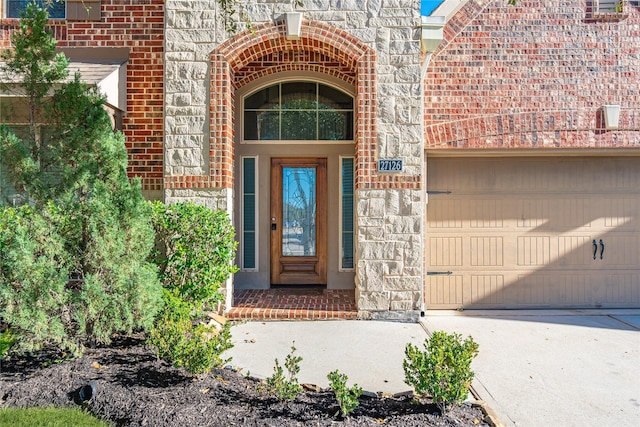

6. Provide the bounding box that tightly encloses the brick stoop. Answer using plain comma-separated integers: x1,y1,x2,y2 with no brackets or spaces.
227,289,358,320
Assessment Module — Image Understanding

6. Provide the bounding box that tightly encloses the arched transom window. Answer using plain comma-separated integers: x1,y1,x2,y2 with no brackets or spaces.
243,81,354,142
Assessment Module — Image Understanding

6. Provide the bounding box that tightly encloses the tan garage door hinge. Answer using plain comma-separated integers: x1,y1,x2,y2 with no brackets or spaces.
425,190,451,204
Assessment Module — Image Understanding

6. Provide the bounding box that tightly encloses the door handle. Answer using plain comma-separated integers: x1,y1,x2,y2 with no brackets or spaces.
593,240,598,260
599,239,605,260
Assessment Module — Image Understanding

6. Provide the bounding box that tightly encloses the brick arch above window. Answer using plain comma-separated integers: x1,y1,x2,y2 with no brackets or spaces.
217,20,371,75
207,19,377,190
235,55,357,89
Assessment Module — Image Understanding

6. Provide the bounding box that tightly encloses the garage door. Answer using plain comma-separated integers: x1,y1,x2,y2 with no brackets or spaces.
425,157,640,309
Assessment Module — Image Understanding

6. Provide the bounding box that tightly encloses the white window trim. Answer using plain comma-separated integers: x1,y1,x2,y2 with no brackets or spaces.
339,155,355,272
240,155,259,272
236,71,356,145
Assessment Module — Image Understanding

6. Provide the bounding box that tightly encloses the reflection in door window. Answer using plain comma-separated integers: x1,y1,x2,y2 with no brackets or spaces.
282,167,316,256
244,82,354,141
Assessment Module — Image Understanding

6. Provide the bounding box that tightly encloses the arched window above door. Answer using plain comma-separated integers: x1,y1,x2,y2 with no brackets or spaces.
243,81,354,142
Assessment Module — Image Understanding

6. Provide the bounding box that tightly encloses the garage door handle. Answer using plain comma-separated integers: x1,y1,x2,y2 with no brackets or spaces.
593,240,598,260
599,239,605,260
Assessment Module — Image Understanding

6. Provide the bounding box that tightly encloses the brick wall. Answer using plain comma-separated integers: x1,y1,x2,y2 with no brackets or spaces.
0,0,164,194
425,0,640,148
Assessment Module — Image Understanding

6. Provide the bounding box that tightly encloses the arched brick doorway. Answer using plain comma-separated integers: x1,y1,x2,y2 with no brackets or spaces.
208,19,377,316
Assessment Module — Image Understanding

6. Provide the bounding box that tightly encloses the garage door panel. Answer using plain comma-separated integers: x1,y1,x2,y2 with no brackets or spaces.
470,236,503,266
429,199,463,228
601,235,640,266
470,199,503,228
517,236,551,266
604,198,636,229
604,274,640,304
428,237,462,266
557,236,593,266
470,275,506,306
426,157,640,309
427,275,463,308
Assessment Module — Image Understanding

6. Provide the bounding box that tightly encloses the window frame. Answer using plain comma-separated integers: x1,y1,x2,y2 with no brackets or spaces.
239,74,356,145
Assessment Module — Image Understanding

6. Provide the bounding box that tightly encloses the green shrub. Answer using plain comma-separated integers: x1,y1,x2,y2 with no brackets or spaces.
264,342,303,402
403,331,479,414
150,201,238,308
148,290,233,375
148,202,238,374
327,369,363,417
0,4,163,356
0,205,76,353
0,197,163,355
61,173,163,347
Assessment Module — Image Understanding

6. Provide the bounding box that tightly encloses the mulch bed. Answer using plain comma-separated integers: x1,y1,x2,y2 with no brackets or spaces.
0,335,491,426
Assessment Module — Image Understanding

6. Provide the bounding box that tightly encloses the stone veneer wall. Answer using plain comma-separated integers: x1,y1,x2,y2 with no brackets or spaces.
164,0,424,319
425,0,640,148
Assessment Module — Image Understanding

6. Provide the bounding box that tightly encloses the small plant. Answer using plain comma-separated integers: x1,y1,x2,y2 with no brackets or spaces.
264,341,303,402
327,369,363,417
403,331,479,415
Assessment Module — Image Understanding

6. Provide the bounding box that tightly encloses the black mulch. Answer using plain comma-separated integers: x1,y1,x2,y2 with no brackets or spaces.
0,335,490,426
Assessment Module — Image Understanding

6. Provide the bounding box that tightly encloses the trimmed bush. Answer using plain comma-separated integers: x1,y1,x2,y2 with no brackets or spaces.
403,331,479,414
0,196,163,355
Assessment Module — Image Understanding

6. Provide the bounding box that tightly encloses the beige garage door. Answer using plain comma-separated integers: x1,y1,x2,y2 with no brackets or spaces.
425,157,640,309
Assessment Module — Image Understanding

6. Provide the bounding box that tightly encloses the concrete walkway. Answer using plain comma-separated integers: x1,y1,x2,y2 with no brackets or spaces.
224,320,426,393
422,310,640,427
224,310,640,427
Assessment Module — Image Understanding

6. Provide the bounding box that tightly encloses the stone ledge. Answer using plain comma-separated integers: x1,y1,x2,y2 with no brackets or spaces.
359,310,421,322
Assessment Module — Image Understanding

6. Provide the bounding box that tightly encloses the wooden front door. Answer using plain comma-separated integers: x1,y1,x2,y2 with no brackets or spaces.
270,158,327,285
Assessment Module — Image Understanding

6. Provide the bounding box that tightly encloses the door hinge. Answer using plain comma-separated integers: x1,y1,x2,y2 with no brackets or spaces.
425,190,451,204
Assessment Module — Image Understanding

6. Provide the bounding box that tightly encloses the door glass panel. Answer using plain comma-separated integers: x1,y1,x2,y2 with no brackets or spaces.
282,167,316,256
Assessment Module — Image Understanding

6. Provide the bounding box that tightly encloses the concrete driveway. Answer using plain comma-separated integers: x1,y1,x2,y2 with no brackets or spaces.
421,310,640,427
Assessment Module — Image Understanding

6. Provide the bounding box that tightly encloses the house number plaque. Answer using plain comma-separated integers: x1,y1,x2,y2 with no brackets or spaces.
377,159,403,172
